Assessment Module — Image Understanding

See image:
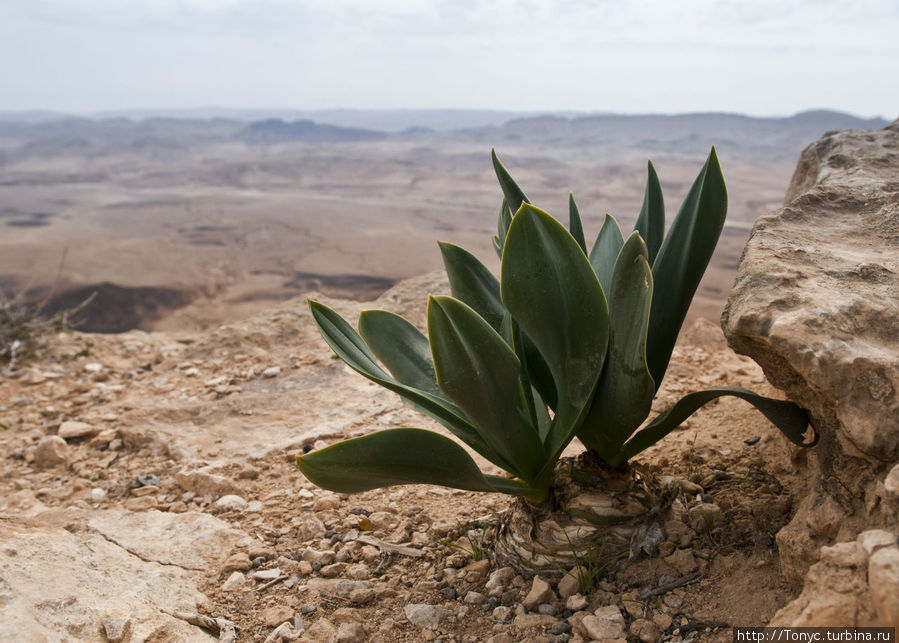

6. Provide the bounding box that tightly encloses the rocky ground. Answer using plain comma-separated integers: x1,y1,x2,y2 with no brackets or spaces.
0,272,889,642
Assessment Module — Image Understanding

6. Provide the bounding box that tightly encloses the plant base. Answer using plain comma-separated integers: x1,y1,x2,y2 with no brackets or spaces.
491,452,676,575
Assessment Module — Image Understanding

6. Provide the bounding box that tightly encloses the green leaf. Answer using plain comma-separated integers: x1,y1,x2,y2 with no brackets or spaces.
589,214,624,297
646,147,727,387
492,150,529,215
612,387,815,466
634,160,665,266
499,199,513,243
579,232,655,460
569,194,587,254
358,310,441,398
500,204,609,459
309,301,489,457
428,295,546,482
439,242,505,333
297,428,497,494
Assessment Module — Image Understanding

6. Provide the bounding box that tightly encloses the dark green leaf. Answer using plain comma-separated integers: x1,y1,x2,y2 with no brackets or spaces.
439,242,505,333
428,295,546,482
589,214,624,297
647,147,727,387
500,204,609,459
359,310,441,398
499,199,513,244
634,161,665,265
309,301,489,456
579,232,655,460
296,428,497,493
492,150,529,215
569,194,587,254
613,387,815,466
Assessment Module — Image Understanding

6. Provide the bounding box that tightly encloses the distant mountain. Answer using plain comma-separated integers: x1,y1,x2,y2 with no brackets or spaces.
237,119,388,144
86,108,538,132
468,110,891,162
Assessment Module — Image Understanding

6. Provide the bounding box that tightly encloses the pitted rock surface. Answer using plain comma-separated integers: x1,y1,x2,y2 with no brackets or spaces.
724,118,899,585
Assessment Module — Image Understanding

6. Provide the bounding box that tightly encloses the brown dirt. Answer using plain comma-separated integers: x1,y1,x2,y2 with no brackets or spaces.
0,278,813,641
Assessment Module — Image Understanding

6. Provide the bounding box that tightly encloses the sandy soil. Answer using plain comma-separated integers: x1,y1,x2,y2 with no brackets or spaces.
0,273,815,641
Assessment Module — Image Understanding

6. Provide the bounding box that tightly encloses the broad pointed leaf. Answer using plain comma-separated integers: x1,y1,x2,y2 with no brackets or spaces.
296,428,497,493
589,214,624,297
439,242,505,332
492,150,529,215
359,310,441,398
569,194,587,254
309,301,491,458
647,148,727,387
428,295,545,482
612,387,815,466
498,199,513,243
500,204,609,459
634,161,665,265
579,232,655,461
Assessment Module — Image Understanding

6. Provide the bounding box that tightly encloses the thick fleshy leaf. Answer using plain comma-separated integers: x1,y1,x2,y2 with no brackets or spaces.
438,242,505,333
428,295,545,482
296,428,497,493
589,214,624,297
569,194,587,254
359,310,441,398
647,148,727,387
579,232,655,460
498,199,513,242
634,161,665,265
492,150,529,215
500,204,609,458
309,301,490,458
612,387,815,466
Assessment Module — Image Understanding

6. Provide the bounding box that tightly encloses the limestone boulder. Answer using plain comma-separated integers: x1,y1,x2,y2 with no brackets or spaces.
723,118,899,583
0,514,218,641
770,529,899,627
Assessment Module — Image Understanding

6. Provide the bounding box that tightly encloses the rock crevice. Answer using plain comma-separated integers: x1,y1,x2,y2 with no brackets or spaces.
723,118,899,587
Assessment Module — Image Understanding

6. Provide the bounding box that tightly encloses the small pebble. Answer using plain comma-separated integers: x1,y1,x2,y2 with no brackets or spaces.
262,366,281,378
537,603,557,616
551,621,572,635
90,488,107,501
440,587,456,600
300,603,317,615
492,606,513,623
215,495,248,512
137,474,159,487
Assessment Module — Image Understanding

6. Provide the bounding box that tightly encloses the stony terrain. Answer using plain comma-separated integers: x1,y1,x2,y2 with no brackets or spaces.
2,118,898,641
5,264,896,641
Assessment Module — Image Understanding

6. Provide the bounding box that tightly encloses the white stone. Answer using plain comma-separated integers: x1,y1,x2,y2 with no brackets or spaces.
215,495,248,512
857,529,897,557
58,421,98,439
885,464,899,500
404,604,450,629
222,572,246,592
868,547,899,625
90,488,107,501
262,366,281,378
84,363,103,373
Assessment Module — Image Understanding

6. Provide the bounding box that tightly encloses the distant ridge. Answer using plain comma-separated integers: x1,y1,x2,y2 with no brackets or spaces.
237,119,388,144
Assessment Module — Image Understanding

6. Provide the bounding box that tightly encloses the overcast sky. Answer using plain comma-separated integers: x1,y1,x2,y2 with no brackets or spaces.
1,0,896,118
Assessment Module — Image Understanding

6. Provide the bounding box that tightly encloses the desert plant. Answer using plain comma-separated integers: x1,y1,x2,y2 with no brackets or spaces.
1,286,95,374
297,148,816,507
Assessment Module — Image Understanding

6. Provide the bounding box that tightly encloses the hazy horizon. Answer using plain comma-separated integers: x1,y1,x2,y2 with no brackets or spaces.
2,1,896,119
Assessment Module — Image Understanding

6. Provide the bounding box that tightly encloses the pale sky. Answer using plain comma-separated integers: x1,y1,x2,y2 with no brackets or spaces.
1,0,896,118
